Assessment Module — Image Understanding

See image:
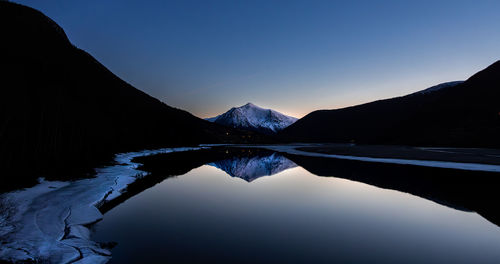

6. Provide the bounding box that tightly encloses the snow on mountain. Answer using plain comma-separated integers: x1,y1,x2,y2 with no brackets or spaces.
206,103,298,134
209,153,297,182
414,81,464,95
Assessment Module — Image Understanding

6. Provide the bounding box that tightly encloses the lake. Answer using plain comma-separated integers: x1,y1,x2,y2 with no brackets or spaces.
91,149,500,263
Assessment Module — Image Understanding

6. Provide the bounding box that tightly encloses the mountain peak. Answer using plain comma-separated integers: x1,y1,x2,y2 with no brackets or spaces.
243,102,256,107
1,1,71,50
206,103,298,134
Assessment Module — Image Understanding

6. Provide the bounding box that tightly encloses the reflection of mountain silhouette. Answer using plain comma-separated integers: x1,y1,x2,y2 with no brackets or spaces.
130,147,500,228
284,153,500,227
124,147,500,227
209,153,297,182
112,148,296,212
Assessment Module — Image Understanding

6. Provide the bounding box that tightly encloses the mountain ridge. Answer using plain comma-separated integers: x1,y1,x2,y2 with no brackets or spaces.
412,81,464,95
0,2,267,191
281,61,500,147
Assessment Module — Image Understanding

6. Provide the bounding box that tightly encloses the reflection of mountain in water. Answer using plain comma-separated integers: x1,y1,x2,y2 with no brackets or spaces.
125,147,500,227
209,153,297,182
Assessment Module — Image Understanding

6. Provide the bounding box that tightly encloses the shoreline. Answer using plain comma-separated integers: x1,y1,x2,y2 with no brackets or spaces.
2,143,500,263
299,144,500,165
0,147,202,264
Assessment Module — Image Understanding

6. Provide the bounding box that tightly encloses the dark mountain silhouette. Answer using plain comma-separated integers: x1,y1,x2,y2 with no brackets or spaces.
281,61,500,147
0,2,266,191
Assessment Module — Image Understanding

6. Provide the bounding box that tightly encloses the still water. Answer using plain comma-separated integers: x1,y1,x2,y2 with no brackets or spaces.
92,153,500,263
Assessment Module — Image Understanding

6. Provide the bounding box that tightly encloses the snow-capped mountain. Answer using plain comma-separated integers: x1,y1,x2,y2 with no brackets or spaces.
206,103,298,134
209,153,297,182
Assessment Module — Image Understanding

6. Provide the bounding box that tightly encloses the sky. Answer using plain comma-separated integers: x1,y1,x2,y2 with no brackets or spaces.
14,0,500,118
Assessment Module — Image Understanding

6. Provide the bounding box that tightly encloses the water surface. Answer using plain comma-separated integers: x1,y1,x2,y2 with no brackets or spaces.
92,151,500,263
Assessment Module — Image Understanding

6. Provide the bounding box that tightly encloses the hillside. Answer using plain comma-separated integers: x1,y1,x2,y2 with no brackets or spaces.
0,2,264,191
281,61,500,147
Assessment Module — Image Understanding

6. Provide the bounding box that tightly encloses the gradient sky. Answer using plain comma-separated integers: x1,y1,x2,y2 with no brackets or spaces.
14,0,500,118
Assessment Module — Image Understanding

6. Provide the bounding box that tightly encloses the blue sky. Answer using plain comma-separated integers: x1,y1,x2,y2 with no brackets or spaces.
14,0,500,118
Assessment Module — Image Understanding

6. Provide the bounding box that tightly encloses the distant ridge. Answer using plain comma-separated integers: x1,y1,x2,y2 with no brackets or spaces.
206,103,298,134
412,81,464,95
281,62,500,148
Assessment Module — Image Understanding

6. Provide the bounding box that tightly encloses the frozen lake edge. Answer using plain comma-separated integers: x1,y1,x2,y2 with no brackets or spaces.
0,147,202,264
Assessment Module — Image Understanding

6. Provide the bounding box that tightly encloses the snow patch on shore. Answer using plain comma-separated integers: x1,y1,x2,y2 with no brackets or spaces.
0,147,202,264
